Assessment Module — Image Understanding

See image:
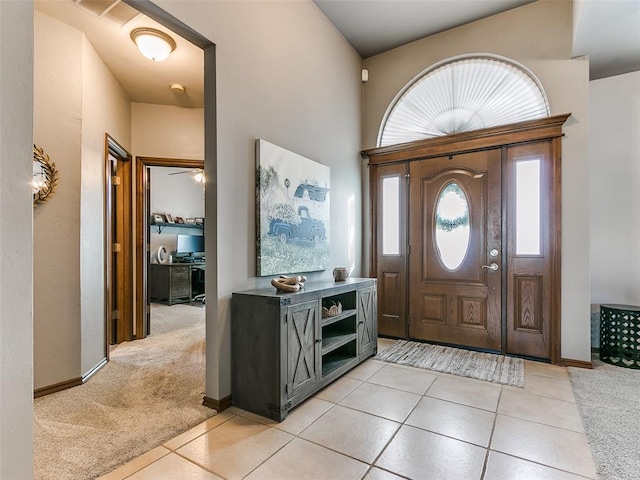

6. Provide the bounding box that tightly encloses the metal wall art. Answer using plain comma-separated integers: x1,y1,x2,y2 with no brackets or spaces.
33,145,59,207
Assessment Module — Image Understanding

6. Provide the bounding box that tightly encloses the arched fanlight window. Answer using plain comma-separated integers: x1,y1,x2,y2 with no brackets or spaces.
378,54,550,147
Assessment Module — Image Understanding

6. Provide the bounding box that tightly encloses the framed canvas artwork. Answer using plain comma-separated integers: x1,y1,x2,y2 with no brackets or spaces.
256,139,330,276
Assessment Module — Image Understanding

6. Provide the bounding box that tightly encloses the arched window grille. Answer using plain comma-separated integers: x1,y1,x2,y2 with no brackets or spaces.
378,54,550,147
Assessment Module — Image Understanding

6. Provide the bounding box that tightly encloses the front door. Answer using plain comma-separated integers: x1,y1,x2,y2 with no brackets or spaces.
409,149,502,351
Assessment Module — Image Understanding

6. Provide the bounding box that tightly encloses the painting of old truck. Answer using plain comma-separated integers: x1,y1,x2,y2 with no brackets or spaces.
256,139,330,276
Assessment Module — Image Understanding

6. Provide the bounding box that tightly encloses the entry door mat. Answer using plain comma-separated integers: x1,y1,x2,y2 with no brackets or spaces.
376,340,525,387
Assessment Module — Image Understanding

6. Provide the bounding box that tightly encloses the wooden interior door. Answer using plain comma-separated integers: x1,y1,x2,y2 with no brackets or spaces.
409,149,502,351
105,136,133,345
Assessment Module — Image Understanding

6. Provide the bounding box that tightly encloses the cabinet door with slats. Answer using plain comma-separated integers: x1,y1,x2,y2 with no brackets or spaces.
286,300,320,398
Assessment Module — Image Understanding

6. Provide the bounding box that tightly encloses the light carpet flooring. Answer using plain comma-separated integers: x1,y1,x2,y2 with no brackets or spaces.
98,339,597,480
569,358,640,480
34,304,213,480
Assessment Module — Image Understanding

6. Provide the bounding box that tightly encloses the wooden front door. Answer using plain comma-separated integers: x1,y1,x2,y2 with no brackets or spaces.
409,149,502,351
373,162,408,338
504,141,557,359
367,115,568,363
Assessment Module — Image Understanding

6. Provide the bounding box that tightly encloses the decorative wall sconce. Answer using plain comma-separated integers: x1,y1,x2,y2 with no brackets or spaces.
130,28,176,62
33,145,59,207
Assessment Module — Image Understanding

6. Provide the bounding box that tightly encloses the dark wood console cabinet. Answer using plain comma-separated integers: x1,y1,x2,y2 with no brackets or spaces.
231,278,377,421
149,263,204,305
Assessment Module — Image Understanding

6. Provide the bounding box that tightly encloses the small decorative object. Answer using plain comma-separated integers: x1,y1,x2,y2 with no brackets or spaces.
33,144,59,207
333,267,349,282
185,217,196,225
175,216,185,224
271,275,307,293
157,245,170,264
322,301,342,318
152,213,166,224
195,217,204,225
165,213,175,223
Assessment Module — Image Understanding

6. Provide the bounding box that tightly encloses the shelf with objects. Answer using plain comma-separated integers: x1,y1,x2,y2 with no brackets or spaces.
149,230,205,305
150,222,204,234
320,290,359,376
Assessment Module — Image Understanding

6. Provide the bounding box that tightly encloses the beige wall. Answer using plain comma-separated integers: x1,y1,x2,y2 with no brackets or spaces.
0,1,34,476
362,0,592,362
80,36,131,375
34,11,132,388
155,0,363,400
131,103,204,160
34,11,83,388
589,71,640,306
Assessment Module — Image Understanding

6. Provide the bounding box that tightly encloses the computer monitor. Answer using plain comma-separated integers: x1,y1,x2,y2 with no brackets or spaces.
175,234,204,258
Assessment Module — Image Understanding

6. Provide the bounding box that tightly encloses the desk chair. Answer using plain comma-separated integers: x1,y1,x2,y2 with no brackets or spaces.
193,293,205,304
191,265,205,304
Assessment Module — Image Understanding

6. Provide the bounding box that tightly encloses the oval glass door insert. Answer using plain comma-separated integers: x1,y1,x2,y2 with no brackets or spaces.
435,182,470,270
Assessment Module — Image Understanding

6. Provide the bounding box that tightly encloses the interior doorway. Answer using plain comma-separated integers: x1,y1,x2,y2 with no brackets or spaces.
135,157,205,339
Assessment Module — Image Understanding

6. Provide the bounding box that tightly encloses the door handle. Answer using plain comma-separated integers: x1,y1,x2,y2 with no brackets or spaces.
481,263,499,271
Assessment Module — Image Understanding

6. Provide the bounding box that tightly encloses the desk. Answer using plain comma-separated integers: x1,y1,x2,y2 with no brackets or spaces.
600,304,640,369
150,262,205,305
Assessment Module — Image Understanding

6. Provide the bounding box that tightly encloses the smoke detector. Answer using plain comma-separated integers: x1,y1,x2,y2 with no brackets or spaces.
170,83,186,94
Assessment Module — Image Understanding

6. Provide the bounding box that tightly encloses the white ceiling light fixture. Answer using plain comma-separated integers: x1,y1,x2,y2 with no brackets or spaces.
130,28,176,62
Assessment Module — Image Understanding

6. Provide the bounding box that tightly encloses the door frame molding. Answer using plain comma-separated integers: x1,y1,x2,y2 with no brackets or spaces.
134,157,205,339
105,134,133,347
364,113,570,364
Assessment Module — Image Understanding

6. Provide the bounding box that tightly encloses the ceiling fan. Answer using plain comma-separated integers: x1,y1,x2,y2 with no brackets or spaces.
168,168,205,183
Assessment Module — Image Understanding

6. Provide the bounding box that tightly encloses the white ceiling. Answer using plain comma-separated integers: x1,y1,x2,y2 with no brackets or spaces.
35,0,639,110
313,0,640,80
572,0,640,79
35,0,204,108
313,0,536,58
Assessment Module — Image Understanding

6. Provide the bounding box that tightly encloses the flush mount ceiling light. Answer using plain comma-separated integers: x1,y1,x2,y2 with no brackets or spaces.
130,28,176,62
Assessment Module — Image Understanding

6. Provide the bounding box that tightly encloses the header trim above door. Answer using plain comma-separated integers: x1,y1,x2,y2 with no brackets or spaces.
363,113,571,165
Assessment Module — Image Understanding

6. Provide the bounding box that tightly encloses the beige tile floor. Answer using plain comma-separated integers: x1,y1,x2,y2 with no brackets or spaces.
98,339,597,480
